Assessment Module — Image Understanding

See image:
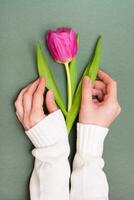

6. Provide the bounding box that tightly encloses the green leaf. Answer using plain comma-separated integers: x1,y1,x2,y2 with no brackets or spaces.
66,36,102,133
77,34,80,44
88,36,102,82
36,42,67,116
74,62,90,97
69,34,80,100
69,58,77,99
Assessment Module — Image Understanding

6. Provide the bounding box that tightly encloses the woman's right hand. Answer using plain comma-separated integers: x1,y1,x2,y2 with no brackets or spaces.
14,77,58,131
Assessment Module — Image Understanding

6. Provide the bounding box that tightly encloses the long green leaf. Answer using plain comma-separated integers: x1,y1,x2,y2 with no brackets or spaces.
66,36,102,133
69,58,77,99
36,42,67,116
88,36,102,81
69,34,80,100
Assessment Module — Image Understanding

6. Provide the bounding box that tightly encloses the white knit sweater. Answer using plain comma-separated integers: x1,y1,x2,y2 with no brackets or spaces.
25,109,109,200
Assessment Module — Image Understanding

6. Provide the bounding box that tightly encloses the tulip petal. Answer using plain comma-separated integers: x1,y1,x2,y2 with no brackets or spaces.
66,36,102,133
36,42,67,116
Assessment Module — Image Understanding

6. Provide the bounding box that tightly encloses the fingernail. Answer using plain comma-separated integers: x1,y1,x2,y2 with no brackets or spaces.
48,90,53,97
84,76,90,84
40,76,46,83
40,76,43,81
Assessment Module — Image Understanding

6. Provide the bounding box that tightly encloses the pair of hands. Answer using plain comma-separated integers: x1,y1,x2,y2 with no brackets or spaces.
14,70,121,131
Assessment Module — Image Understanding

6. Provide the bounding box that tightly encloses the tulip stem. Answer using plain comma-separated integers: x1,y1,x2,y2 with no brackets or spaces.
65,62,72,111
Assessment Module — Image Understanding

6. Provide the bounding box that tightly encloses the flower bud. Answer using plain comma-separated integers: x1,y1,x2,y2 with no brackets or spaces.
46,27,78,64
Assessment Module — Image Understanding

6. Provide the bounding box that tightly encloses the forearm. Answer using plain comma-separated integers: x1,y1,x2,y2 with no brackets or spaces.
25,110,70,200
30,141,70,200
70,123,109,200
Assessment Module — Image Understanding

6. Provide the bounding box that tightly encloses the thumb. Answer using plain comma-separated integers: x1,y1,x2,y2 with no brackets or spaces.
81,76,93,106
45,90,58,113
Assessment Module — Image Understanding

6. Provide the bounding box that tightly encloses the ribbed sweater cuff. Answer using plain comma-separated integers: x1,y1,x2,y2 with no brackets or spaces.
77,123,109,157
25,109,68,148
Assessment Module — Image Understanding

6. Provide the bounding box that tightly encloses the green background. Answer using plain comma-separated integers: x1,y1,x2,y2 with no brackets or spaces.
0,0,134,199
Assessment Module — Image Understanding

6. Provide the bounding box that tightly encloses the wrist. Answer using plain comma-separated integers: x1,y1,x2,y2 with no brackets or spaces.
78,118,110,129
25,109,68,148
76,122,109,157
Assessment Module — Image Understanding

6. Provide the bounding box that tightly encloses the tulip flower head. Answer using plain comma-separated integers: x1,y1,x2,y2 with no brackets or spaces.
46,27,78,64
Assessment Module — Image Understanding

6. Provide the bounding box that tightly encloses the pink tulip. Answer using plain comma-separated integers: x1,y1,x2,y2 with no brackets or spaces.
46,27,78,64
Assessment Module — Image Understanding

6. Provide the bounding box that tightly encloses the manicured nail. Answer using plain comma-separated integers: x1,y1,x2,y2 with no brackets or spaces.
40,76,46,84
84,76,90,84
48,90,53,97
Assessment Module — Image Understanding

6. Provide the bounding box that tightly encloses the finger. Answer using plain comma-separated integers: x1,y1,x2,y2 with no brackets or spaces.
93,80,106,94
97,70,117,100
81,76,93,106
15,111,23,123
92,88,103,101
46,90,58,113
32,77,46,110
14,86,30,119
23,79,40,118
